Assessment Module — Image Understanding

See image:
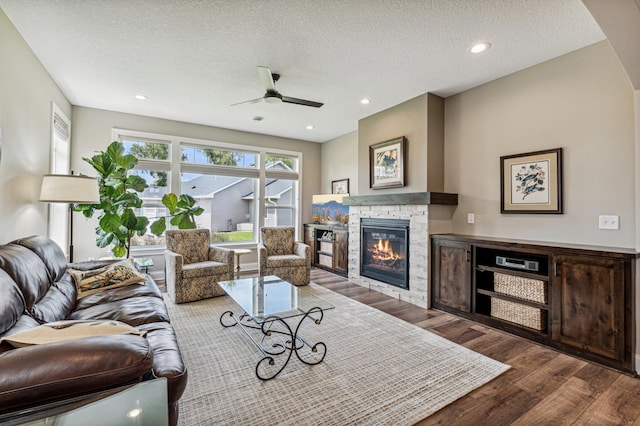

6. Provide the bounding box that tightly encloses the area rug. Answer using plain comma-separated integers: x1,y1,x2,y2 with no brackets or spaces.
166,283,510,426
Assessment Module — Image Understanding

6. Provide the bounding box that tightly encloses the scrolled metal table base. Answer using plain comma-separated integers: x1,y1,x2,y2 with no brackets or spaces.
219,307,327,380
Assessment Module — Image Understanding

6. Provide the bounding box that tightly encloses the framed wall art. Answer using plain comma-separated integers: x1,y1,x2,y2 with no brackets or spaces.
500,147,563,214
331,178,349,194
370,136,405,189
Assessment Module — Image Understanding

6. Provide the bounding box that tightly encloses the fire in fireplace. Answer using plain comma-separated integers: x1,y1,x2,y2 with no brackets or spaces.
360,218,410,290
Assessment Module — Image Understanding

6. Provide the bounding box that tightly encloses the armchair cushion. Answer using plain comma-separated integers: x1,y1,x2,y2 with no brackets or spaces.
166,229,210,264
266,255,307,268
182,261,229,279
261,227,294,256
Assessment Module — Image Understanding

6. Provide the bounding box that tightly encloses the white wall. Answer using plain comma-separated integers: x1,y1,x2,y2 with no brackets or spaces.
70,106,322,261
0,9,71,244
445,41,636,248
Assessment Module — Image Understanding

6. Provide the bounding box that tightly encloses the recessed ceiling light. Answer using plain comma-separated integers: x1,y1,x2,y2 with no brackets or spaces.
306,125,314,130
361,98,371,105
470,42,491,54
134,94,147,100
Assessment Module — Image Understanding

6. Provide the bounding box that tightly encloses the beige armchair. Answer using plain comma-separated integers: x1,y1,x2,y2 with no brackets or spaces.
165,229,234,303
258,227,311,286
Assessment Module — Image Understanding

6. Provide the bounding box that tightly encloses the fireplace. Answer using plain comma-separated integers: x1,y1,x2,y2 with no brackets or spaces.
360,218,410,290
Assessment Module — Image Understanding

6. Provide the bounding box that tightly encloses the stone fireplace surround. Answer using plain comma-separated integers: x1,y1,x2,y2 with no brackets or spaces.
344,192,458,308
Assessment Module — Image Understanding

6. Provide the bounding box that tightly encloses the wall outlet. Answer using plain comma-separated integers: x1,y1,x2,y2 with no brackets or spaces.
467,213,475,224
599,215,619,230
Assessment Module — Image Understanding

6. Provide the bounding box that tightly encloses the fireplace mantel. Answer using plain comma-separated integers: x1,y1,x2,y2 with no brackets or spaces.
343,192,458,206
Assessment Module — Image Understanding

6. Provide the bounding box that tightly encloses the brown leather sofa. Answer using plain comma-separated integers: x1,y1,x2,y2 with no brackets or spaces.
0,236,187,425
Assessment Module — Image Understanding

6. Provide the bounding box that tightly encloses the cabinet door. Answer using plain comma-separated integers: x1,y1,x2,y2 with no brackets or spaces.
432,240,472,313
332,230,349,273
552,255,624,361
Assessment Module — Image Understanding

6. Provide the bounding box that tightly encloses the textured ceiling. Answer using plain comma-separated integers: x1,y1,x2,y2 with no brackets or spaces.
0,0,605,143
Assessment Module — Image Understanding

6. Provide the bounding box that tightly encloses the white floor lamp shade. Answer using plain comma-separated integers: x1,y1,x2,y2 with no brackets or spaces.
40,174,100,262
40,174,100,203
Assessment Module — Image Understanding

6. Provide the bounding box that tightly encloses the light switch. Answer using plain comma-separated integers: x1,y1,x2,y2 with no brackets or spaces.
598,215,619,230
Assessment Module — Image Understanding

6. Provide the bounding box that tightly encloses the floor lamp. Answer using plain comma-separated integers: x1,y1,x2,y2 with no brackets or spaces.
39,174,100,262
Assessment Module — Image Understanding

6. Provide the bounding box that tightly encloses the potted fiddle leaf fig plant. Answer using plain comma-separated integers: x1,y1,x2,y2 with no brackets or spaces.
74,141,203,258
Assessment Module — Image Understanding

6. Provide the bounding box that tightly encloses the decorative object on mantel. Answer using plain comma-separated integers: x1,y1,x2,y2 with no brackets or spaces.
343,191,458,206
312,194,349,224
369,136,405,189
500,148,563,214
331,178,349,194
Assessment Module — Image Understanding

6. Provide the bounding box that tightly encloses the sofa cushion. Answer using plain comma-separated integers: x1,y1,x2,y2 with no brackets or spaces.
182,261,228,279
0,244,51,313
261,227,295,256
0,320,142,348
69,296,170,327
74,279,162,311
30,285,75,324
70,259,146,299
13,236,67,283
0,270,25,335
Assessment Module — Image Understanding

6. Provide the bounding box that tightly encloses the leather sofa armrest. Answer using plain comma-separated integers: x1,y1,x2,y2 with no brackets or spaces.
0,334,153,414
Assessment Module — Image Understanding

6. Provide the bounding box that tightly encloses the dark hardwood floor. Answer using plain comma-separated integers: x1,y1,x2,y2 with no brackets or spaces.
310,268,640,426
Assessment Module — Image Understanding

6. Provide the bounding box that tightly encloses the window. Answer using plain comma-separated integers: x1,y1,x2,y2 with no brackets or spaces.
120,136,172,247
48,103,71,254
114,129,302,248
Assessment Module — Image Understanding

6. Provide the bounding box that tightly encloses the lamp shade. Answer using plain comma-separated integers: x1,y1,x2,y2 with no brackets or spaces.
39,174,100,203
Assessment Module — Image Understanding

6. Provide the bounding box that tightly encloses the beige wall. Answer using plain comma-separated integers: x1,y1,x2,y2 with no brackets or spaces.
356,93,444,195
0,9,71,243
320,130,358,194
445,41,635,248
71,106,321,260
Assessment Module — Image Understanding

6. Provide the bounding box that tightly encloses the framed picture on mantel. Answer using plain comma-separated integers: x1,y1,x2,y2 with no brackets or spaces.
370,136,405,189
500,147,563,214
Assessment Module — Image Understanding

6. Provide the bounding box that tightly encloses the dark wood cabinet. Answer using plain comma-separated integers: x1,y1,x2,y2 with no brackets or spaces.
304,224,349,277
431,239,472,313
431,234,636,373
552,254,627,362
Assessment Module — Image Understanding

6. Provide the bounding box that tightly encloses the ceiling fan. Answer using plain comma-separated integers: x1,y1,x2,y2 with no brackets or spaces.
231,66,323,108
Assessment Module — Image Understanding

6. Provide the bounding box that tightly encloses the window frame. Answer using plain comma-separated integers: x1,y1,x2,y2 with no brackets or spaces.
112,128,303,253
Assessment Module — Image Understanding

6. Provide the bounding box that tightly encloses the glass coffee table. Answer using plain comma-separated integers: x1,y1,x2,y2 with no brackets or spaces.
218,275,334,380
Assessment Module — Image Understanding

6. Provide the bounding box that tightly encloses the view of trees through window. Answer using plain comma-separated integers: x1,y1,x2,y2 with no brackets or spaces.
120,134,300,248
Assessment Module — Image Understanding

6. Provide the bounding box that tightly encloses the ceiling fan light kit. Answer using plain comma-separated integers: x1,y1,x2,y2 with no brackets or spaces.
232,66,323,108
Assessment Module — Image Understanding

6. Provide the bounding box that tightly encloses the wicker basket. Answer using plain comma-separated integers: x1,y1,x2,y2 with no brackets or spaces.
494,273,547,303
319,241,333,254
491,298,546,331
318,254,332,268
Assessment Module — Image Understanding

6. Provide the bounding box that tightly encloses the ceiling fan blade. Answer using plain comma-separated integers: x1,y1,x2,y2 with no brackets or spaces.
230,97,264,107
281,96,324,108
257,66,277,92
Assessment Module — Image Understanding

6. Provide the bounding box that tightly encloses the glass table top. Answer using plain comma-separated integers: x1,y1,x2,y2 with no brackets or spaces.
218,275,334,323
